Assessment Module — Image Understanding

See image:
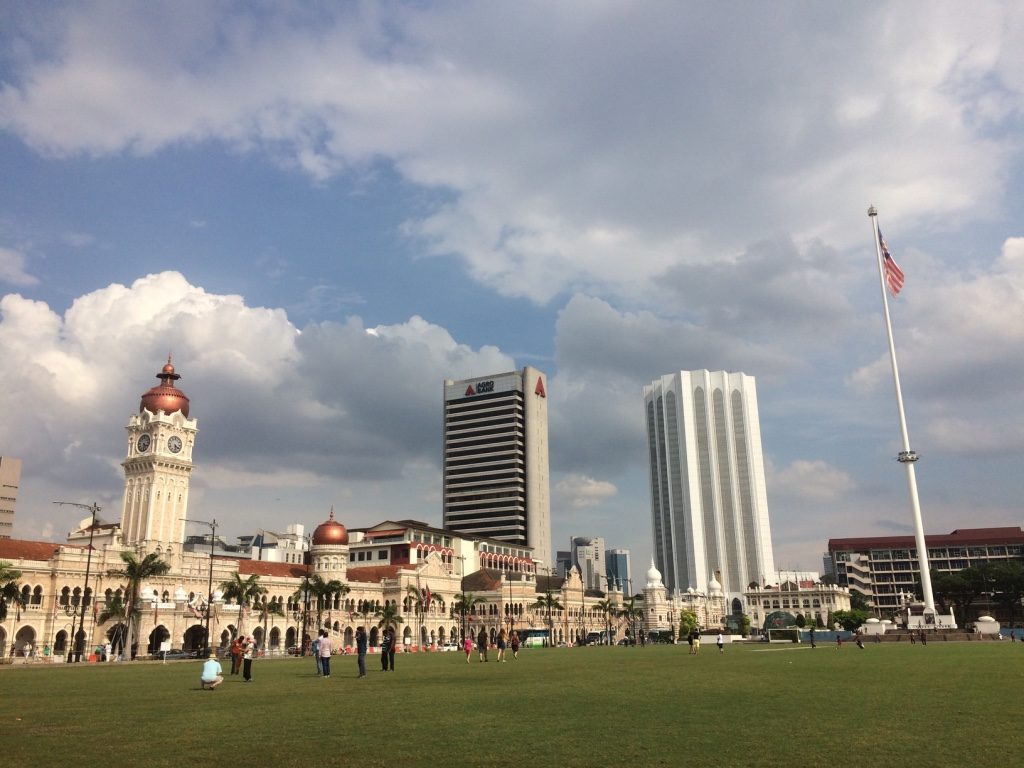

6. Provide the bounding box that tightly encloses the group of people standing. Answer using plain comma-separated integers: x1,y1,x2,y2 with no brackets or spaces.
228,634,255,682
312,625,382,678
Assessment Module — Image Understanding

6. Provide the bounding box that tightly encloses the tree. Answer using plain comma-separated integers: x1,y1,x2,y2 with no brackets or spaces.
108,551,170,659
307,576,349,633
831,609,869,631
220,573,266,635
452,592,485,639
848,590,871,612
375,601,405,632
594,598,618,644
0,561,26,624
678,609,699,639
406,585,429,646
257,597,286,652
795,613,807,628
986,561,1024,626
97,592,129,654
531,591,564,647
618,597,644,644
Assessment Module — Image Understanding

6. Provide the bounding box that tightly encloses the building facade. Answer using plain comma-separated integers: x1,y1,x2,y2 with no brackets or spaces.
643,370,776,610
743,578,851,631
1,359,647,659
605,548,632,595
827,527,1024,615
442,367,551,567
0,456,20,539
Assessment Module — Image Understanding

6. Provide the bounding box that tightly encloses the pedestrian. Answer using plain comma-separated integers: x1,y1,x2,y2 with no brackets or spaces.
836,632,843,649
496,628,507,662
381,627,395,671
319,629,332,678
920,629,927,646
242,636,254,682
356,626,368,677
104,641,112,662
477,628,488,662
200,650,224,690
43,643,51,662
855,629,865,649
809,627,816,649
312,632,322,676
23,642,32,663
687,630,695,655
463,634,473,663
510,630,520,660
910,630,916,645
229,635,242,675
716,632,724,653
692,631,701,655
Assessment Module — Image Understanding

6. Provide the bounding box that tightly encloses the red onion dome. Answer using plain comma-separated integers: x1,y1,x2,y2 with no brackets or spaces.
140,358,190,417
312,507,348,545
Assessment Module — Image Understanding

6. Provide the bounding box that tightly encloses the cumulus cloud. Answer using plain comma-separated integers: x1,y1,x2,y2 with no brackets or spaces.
554,474,617,509
2,3,1021,304
0,272,514,534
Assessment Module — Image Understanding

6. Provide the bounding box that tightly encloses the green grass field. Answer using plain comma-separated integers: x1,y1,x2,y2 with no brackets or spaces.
1,642,1020,767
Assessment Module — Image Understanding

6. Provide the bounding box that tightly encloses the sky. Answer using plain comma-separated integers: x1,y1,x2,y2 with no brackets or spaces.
1,2,1023,581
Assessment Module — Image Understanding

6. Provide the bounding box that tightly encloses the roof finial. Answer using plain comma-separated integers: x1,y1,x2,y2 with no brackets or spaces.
329,505,335,521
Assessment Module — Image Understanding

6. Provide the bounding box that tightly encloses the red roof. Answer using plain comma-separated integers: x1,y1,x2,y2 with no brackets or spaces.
0,538,72,562
238,560,308,578
829,526,1024,551
347,565,402,583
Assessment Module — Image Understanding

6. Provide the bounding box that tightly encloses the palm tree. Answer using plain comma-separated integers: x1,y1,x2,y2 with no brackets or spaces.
0,561,26,628
375,601,405,633
618,597,644,645
531,591,564,647
452,592,485,639
406,585,427,646
97,591,129,656
307,576,349,633
107,551,170,660
256,596,286,653
220,573,266,635
594,597,617,645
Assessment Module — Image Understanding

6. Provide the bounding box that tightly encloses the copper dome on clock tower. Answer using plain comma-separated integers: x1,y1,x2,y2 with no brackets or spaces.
140,357,190,417
312,507,348,545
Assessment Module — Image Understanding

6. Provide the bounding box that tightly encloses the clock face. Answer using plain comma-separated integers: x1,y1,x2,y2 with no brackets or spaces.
136,434,151,452
167,436,183,454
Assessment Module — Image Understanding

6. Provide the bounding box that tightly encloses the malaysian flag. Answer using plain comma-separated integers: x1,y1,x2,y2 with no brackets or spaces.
878,227,904,296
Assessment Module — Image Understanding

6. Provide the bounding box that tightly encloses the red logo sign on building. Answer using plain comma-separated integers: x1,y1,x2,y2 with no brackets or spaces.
535,377,546,398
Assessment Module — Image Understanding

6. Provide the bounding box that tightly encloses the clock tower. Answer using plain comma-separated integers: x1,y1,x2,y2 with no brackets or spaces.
121,359,198,551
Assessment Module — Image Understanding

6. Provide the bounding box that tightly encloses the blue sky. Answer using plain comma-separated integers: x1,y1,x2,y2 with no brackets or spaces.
1,2,1023,580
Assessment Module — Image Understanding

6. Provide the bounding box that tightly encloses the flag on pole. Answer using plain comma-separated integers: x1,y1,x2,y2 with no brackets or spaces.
422,584,432,612
878,227,904,296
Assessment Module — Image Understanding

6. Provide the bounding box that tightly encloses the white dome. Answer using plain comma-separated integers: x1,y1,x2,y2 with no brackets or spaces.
707,575,722,594
174,586,187,602
645,558,664,588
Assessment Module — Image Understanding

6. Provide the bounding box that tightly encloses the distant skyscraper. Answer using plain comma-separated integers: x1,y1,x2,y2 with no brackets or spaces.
555,550,573,578
643,370,776,610
443,367,552,567
570,536,605,591
0,456,21,539
605,548,632,594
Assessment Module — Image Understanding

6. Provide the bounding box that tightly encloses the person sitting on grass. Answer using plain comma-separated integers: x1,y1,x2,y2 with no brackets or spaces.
200,651,223,690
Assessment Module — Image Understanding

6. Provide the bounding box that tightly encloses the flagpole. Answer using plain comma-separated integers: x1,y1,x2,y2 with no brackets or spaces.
868,206,936,616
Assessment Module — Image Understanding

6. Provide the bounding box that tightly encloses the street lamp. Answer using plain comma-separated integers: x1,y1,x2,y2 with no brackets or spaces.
181,518,218,657
53,501,101,663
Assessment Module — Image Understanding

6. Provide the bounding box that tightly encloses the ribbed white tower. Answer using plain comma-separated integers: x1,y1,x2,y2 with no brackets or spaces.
643,370,776,611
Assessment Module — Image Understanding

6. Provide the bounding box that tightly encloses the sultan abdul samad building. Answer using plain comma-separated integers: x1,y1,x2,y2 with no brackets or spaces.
1,360,726,659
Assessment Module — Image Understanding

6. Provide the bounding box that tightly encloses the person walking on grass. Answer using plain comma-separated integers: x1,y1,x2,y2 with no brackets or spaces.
319,629,332,677
356,626,368,678
200,650,223,690
312,632,322,676
477,628,488,662
496,628,507,662
229,635,242,675
716,633,724,653
510,631,520,660
463,634,473,663
380,627,395,672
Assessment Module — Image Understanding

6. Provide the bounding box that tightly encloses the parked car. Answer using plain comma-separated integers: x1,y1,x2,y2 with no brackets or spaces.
438,642,459,652
163,648,201,660
287,644,303,656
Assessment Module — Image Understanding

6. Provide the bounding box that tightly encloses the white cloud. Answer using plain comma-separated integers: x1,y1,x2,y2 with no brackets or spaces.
770,459,856,503
554,474,617,509
0,247,39,286
2,4,1021,303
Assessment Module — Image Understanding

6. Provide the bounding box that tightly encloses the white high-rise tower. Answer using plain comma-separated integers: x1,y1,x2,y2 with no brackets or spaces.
121,359,197,552
643,370,776,611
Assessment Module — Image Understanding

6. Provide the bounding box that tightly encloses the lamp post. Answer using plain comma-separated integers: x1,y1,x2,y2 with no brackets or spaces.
53,501,101,663
181,518,218,657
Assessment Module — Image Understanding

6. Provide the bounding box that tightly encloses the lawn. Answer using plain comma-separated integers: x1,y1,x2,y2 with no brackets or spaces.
0,642,1019,767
